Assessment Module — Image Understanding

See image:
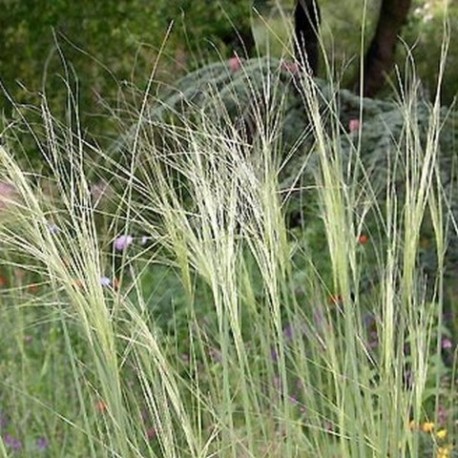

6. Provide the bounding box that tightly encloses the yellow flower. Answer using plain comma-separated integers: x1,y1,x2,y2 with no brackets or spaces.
421,421,435,433
436,429,448,440
436,445,453,458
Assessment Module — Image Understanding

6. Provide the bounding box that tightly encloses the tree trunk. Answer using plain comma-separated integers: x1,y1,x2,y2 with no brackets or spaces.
358,0,412,97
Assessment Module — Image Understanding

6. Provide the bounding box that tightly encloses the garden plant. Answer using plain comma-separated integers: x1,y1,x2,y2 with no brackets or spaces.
0,1,457,457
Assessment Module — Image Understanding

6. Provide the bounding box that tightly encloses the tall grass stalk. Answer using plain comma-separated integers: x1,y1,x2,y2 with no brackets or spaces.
0,46,455,457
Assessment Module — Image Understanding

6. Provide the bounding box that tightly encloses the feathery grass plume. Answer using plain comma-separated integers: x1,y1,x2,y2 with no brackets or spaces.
1,100,185,455
0,27,457,458
100,48,456,457
111,53,458,280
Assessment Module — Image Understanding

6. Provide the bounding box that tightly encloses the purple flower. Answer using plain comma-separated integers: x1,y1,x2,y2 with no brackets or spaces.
114,235,133,251
441,338,453,349
36,436,49,451
270,346,278,362
0,411,8,430
283,323,294,342
437,404,448,425
100,276,111,287
3,433,22,450
47,222,60,234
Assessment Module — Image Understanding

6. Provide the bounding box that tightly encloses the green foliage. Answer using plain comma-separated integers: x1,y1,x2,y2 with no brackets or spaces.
112,55,458,296
0,0,254,166
161,1,253,59
403,0,458,104
2,0,457,171
1,4,458,455
1,46,458,454
113,54,457,170
257,1,457,103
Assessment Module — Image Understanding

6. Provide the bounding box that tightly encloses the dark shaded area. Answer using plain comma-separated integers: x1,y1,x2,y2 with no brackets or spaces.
294,0,321,75
221,26,256,57
293,0,412,96
357,0,412,97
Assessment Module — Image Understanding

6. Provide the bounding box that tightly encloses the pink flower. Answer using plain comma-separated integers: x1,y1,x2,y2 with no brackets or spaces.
281,60,300,75
228,55,243,72
114,235,133,251
90,181,113,206
349,119,361,133
437,404,448,425
0,181,17,211
146,427,157,440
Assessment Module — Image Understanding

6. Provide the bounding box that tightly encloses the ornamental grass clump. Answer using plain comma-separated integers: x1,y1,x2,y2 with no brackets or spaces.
102,49,456,456
0,37,457,458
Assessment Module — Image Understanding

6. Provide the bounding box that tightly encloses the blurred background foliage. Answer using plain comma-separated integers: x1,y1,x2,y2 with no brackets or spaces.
0,0,457,156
